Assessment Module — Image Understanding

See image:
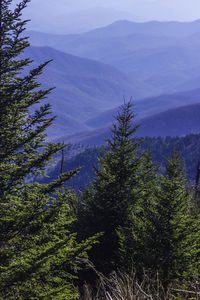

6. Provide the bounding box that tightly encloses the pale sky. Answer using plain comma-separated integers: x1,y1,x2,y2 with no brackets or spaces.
23,0,200,18
12,0,200,33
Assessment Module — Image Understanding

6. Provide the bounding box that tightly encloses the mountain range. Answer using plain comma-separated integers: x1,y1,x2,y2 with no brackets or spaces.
20,20,200,142
58,102,200,145
26,20,200,95
86,88,200,129
22,46,155,138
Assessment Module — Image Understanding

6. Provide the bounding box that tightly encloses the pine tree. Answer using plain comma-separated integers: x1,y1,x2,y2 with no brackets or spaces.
121,150,199,288
0,1,95,298
118,150,160,275
152,150,199,287
79,101,145,275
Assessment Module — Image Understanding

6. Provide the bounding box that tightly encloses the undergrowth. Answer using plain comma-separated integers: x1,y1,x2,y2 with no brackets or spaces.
79,261,200,300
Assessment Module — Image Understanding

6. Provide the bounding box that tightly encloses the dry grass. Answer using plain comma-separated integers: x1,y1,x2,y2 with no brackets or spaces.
79,260,200,300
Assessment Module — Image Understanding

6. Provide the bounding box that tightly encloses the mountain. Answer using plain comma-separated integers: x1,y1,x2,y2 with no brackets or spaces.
15,0,200,34
107,43,200,93
44,134,200,190
84,19,200,38
26,20,200,95
59,101,200,145
86,88,200,129
21,46,155,138
138,103,200,137
22,24,200,141
27,19,200,46
26,24,183,60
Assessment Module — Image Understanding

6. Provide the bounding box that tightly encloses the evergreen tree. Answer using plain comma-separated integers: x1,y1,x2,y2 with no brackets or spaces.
152,151,199,287
118,150,159,275
0,1,95,298
79,102,144,275
120,150,199,288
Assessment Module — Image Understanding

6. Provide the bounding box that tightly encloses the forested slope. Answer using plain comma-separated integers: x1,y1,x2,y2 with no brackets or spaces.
41,134,200,190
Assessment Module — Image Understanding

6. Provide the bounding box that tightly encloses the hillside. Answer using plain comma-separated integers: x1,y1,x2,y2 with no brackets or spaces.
84,19,200,38
22,22,200,141
26,20,200,95
21,46,155,138
58,101,200,145
138,102,200,137
27,19,200,49
42,134,200,190
86,88,200,129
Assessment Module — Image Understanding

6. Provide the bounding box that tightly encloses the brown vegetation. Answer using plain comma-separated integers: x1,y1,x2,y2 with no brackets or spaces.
79,261,200,300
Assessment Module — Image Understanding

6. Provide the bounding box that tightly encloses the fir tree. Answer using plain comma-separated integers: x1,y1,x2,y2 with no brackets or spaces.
152,151,199,287
118,150,160,275
79,101,144,275
0,1,95,298
120,150,200,289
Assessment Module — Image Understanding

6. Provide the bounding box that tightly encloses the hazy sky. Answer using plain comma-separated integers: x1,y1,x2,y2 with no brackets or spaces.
12,0,200,33
22,0,200,19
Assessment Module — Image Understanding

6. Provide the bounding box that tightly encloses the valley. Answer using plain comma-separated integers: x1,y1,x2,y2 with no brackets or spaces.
21,19,200,144
22,45,156,138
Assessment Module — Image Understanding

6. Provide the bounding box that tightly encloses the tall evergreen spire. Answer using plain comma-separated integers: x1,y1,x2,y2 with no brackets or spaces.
79,101,145,275
0,1,94,298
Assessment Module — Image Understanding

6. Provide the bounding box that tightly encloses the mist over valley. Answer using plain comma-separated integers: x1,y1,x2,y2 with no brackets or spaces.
20,19,200,142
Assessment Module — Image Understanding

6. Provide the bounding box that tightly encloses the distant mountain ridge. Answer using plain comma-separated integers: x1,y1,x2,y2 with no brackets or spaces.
25,19,200,95
21,45,155,138
21,42,200,142
21,21,200,142
44,134,200,190
138,102,200,137
27,19,200,45
86,88,200,129
84,19,200,38
58,102,200,145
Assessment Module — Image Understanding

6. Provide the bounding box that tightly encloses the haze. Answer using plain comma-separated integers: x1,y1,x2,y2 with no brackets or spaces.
13,0,200,33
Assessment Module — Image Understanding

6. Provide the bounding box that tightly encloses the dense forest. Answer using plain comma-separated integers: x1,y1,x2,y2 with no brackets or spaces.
41,134,200,191
0,1,200,299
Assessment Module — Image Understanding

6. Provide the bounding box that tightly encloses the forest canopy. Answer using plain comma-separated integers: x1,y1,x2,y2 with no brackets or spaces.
0,1,200,299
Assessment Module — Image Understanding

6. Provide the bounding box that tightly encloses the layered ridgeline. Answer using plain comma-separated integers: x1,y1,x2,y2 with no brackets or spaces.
21,46,156,138
26,20,200,95
20,45,200,141
85,89,200,128
54,100,200,145
41,133,200,191
20,20,200,142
